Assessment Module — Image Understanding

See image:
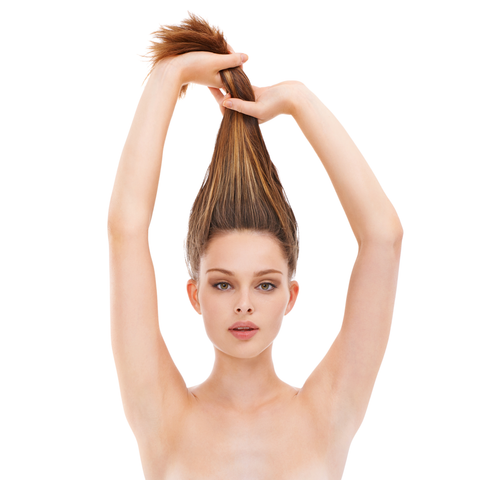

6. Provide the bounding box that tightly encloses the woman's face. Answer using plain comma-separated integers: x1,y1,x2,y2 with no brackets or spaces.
187,230,299,358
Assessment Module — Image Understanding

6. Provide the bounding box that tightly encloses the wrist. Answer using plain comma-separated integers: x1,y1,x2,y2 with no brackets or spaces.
150,59,184,89
288,81,312,119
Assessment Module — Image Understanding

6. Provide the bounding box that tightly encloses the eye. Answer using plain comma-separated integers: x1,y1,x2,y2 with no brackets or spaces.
258,282,276,291
214,282,231,291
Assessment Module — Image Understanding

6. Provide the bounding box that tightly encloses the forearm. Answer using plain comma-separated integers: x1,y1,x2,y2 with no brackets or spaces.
108,61,183,233
291,83,403,244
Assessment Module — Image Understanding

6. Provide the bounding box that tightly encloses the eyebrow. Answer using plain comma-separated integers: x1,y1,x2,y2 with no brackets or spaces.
205,268,283,276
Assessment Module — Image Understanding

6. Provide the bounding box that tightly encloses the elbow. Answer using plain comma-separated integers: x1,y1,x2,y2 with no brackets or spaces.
391,216,404,249
359,219,404,250
389,218,403,245
392,225,403,255
395,222,404,244
107,204,151,239
107,216,149,241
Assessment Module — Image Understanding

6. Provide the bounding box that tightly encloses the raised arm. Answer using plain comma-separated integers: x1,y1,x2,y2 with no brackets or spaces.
108,52,247,439
290,84,403,439
107,61,188,437
221,81,403,441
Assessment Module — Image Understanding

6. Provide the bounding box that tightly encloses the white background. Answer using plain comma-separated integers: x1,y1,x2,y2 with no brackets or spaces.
1,1,479,478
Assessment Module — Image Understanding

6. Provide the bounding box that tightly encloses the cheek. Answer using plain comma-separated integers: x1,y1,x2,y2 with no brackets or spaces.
198,291,233,346
264,290,290,314
266,297,289,330
199,289,229,324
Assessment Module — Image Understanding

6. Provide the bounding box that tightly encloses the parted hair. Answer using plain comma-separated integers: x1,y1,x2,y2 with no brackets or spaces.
145,12,299,281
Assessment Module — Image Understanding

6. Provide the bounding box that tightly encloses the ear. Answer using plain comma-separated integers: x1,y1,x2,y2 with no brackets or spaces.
285,280,299,315
186,279,202,315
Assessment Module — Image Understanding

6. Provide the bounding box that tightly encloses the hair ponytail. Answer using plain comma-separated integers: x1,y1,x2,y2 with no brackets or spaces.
145,12,299,281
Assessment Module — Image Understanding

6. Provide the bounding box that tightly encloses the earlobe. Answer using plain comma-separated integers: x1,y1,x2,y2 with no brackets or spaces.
186,279,202,315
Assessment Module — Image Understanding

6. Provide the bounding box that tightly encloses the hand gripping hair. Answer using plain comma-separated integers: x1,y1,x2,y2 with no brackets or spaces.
145,12,299,282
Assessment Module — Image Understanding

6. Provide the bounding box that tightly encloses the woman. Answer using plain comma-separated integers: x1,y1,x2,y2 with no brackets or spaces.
108,13,403,479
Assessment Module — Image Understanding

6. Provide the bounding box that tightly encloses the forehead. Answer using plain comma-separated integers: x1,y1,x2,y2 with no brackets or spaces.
200,231,287,275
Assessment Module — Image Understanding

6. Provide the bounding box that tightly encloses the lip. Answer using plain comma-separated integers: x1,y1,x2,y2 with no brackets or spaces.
229,321,259,330
228,320,259,341
229,329,259,340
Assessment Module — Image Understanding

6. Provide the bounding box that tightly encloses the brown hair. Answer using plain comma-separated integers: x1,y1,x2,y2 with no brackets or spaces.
145,12,299,281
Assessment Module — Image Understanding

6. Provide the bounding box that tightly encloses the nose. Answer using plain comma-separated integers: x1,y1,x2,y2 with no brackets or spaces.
236,305,253,314
235,291,254,314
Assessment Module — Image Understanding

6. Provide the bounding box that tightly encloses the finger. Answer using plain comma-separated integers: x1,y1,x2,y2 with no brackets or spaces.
208,86,225,103
226,44,244,71
208,87,230,107
208,87,231,115
220,93,232,115
222,97,259,118
216,52,248,71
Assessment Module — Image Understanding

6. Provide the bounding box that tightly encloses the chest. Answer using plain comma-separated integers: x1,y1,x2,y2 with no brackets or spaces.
143,398,345,480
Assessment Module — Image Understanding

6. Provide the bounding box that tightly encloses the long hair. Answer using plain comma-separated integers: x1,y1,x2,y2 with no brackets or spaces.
145,12,299,281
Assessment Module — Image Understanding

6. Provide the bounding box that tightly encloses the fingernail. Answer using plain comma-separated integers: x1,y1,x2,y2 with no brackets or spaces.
223,100,232,108
241,54,247,63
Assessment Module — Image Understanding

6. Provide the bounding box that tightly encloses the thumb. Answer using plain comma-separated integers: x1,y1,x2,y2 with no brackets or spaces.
223,97,258,117
218,52,248,70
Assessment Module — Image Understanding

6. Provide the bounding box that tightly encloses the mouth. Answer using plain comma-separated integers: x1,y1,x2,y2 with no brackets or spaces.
228,321,259,331
229,328,259,340
228,321,259,340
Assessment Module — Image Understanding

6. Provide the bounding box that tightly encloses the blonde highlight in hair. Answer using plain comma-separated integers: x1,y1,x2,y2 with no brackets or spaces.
145,12,299,281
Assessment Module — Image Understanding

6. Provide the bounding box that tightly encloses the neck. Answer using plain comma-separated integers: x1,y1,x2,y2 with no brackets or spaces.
196,344,288,412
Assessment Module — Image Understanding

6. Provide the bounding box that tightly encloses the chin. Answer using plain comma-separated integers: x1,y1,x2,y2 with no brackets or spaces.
212,337,275,359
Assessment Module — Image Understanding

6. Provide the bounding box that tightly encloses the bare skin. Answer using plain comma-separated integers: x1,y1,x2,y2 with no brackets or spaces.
108,51,403,479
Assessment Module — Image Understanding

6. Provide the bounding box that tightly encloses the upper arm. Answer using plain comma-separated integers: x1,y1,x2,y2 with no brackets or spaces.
108,227,190,437
298,232,403,439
